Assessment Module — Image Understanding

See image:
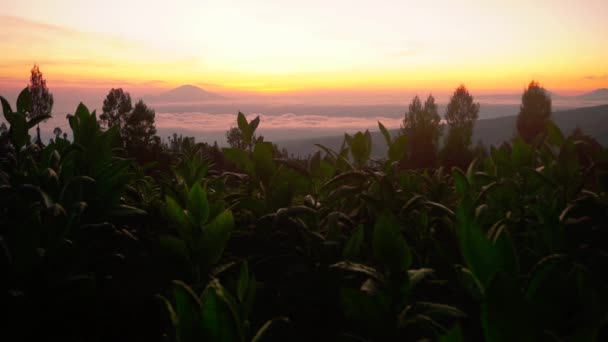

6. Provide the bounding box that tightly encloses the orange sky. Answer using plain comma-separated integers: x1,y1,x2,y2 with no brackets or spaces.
1,0,607,94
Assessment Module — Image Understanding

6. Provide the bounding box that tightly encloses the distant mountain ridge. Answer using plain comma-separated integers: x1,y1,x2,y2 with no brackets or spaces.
149,85,225,102
577,88,608,101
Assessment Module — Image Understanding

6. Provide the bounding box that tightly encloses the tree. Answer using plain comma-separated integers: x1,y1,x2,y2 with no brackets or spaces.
226,127,244,149
53,126,62,138
400,94,442,169
28,64,54,143
100,88,132,130
516,81,552,143
123,99,157,155
441,85,480,168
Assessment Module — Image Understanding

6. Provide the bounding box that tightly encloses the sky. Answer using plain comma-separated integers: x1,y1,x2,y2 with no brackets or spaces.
0,0,607,95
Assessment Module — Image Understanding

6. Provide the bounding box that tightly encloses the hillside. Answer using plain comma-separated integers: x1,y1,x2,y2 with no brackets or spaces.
277,104,608,157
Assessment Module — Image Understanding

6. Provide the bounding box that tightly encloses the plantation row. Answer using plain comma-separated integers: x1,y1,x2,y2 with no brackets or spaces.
1,87,607,341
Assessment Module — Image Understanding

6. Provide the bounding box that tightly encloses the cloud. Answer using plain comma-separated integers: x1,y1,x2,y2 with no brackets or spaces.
154,112,403,132
582,74,608,80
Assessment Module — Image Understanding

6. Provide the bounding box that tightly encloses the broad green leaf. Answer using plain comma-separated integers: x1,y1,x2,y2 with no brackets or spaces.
0,95,13,120
545,120,564,146
343,225,364,260
372,211,411,273
252,142,275,183
198,210,234,268
456,202,498,288
9,113,29,149
237,261,249,303
159,235,190,264
166,196,191,239
249,115,260,133
349,131,372,168
16,87,31,114
223,147,254,175
388,135,408,162
172,281,204,342
187,182,209,227
27,114,51,129
451,167,469,196
378,121,392,145
340,288,390,333
237,111,248,132
493,227,519,276
200,284,241,342
251,317,289,342
439,325,464,342
482,272,536,342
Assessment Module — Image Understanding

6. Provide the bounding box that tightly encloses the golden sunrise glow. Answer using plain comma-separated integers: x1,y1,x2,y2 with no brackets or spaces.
1,0,607,93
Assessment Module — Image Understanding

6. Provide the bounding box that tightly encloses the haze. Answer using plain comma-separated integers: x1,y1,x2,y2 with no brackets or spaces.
1,0,607,95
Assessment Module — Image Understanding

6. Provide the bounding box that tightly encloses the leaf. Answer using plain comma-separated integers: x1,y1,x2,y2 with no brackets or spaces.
187,182,209,227
439,325,464,342
456,202,499,288
451,167,469,196
16,87,31,114
372,211,411,273
26,114,51,129
237,111,248,132
223,148,254,175
545,120,564,146
388,135,408,162
251,317,289,342
343,225,364,260
9,113,29,149
330,261,385,283
166,196,191,239
198,210,234,268
107,204,147,217
415,302,467,319
408,268,435,289
249,115,260,133
0,95,13,120
200,283,241,342
378,121,392,146
237,261,249,303
252,142,276,183
349,130,372,168
340,288,390,332
172,281,204,342
482,272,536,342
159,235,190,264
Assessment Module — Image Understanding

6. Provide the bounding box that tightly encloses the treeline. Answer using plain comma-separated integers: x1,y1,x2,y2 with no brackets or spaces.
1,66,607,341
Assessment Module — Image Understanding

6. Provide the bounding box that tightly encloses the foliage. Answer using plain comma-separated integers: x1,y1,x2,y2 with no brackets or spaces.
401,94,442,169
442,85,480,168
100,88,133,130
516,80,552,143
1,89,607,341
28,64,54,121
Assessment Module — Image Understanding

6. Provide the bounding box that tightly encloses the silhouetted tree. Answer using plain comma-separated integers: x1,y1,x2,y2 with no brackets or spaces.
225,125,264,150
226,127,244,149
441,85,480,168
516,81,552,143
53,126,63,139
400,94,442,169
123,99,157,156
100,88,132,130
0,122,7,135
28,64,54,143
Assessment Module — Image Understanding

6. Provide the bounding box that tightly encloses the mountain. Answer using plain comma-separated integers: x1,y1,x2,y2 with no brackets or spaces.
577,88,608,101
276,104,608,157
151,85,225,102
